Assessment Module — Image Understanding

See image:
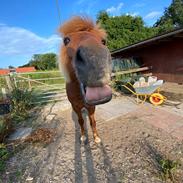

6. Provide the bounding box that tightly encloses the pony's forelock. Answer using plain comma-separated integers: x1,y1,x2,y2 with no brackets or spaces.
59,16,106,38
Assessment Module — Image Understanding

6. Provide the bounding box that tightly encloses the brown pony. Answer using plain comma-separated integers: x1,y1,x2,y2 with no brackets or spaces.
59,16,112,143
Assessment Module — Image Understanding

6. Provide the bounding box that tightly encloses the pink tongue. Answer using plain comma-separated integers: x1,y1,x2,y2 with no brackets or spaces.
85,85,112,102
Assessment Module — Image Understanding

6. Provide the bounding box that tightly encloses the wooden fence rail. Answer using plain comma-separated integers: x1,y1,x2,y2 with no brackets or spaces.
1,67,151,103
0,71,66,103
111,66,150,77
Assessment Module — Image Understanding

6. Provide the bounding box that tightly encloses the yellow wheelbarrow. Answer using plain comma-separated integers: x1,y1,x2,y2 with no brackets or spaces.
122,81,166,105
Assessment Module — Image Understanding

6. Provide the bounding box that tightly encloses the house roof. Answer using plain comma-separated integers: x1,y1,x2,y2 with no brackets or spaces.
0,69,9,75
111,28,183,56
16,67,36,73
0,67,36,75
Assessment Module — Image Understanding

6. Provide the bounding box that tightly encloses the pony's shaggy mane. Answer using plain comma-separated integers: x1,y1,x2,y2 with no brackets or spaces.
59,16,106,38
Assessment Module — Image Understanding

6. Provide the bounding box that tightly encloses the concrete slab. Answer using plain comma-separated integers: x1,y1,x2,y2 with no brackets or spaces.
59,95,183,141
96,97,138,121
124,105,183,140
8,127,32,141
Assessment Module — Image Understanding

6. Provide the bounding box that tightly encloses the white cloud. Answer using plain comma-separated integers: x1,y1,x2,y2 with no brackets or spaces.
0,24,61,56
144,11,162,19
126,12,139,17
106,2,124,16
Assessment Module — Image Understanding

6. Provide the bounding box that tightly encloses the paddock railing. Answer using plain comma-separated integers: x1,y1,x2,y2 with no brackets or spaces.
0,66,151,103
0,71,66,103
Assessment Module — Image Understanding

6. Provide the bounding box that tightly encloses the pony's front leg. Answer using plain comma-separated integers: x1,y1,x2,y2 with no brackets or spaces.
72,105,86,143
87,106,101,144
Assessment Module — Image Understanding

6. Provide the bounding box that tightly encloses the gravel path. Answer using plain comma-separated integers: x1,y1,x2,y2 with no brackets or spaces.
2,96,183,183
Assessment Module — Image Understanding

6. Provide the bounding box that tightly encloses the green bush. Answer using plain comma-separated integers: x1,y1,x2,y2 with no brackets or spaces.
112,74,136,93
0,116,12,143
10,87,35,122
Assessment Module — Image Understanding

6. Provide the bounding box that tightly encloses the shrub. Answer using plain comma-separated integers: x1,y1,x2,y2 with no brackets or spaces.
0,116,12,143
10,87,35,122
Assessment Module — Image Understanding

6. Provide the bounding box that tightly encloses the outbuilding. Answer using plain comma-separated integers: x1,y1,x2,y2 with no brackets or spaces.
111,28,183,83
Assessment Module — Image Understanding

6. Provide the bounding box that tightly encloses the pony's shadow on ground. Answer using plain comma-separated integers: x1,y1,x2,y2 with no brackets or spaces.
72,110,117,183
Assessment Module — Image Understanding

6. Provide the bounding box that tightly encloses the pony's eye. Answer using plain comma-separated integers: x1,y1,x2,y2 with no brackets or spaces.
63,37,70,46
101,39,106,45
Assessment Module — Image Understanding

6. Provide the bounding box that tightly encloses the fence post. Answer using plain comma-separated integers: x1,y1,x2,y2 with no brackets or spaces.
1,88,7,100
13,74,17,87
28,75,32,90
5,75,13,91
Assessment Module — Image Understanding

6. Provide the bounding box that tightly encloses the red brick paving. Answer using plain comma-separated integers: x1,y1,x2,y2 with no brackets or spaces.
126,105,183,140
171,126,183,140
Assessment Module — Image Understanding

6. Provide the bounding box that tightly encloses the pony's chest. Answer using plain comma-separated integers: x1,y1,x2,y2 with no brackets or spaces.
66,82,83,103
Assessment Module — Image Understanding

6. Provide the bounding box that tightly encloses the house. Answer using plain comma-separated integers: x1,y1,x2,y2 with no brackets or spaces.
15,67,36,73
0,69,10,75
0,67,36,75
111,28,183,83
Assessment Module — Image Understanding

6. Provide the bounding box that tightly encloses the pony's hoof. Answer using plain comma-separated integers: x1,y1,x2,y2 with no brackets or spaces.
94,136,101,144
80,135,87,143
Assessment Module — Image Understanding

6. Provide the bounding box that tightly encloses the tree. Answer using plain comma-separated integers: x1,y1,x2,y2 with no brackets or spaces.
21,53,58,70
97,11,157,50
8,65,15,69
154,0,183,33
97,11,109,24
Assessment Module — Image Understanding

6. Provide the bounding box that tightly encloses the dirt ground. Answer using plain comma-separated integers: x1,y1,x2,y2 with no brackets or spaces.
161,82,183,102
1,83,183,183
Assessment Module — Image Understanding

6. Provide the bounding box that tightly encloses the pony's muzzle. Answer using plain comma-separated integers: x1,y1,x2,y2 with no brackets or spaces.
75,44,112,105
75,45,111,87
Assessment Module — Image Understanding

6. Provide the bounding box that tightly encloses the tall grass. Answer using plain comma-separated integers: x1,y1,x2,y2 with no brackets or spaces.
0,77,6,87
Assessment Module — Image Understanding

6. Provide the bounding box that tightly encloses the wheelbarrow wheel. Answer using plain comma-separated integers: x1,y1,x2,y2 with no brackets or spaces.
149,93,164,105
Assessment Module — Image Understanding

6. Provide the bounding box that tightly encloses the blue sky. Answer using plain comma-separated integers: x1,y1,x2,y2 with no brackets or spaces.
0,0,171,68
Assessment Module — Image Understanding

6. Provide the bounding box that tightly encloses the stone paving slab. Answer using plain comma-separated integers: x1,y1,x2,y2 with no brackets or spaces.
54,96,183,140
61,95,183,140
124,105,183,140
96,97,138,122
8,127,32,141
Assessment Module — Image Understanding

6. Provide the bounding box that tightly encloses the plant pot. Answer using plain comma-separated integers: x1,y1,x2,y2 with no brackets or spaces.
0,100,10,115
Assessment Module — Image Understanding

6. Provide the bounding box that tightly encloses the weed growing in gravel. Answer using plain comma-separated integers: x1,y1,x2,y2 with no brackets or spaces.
15,170,22,179
0,144,10,172
159,158,180,182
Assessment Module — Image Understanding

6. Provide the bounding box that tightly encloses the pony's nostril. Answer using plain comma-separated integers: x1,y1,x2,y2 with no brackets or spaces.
76,48,85,64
